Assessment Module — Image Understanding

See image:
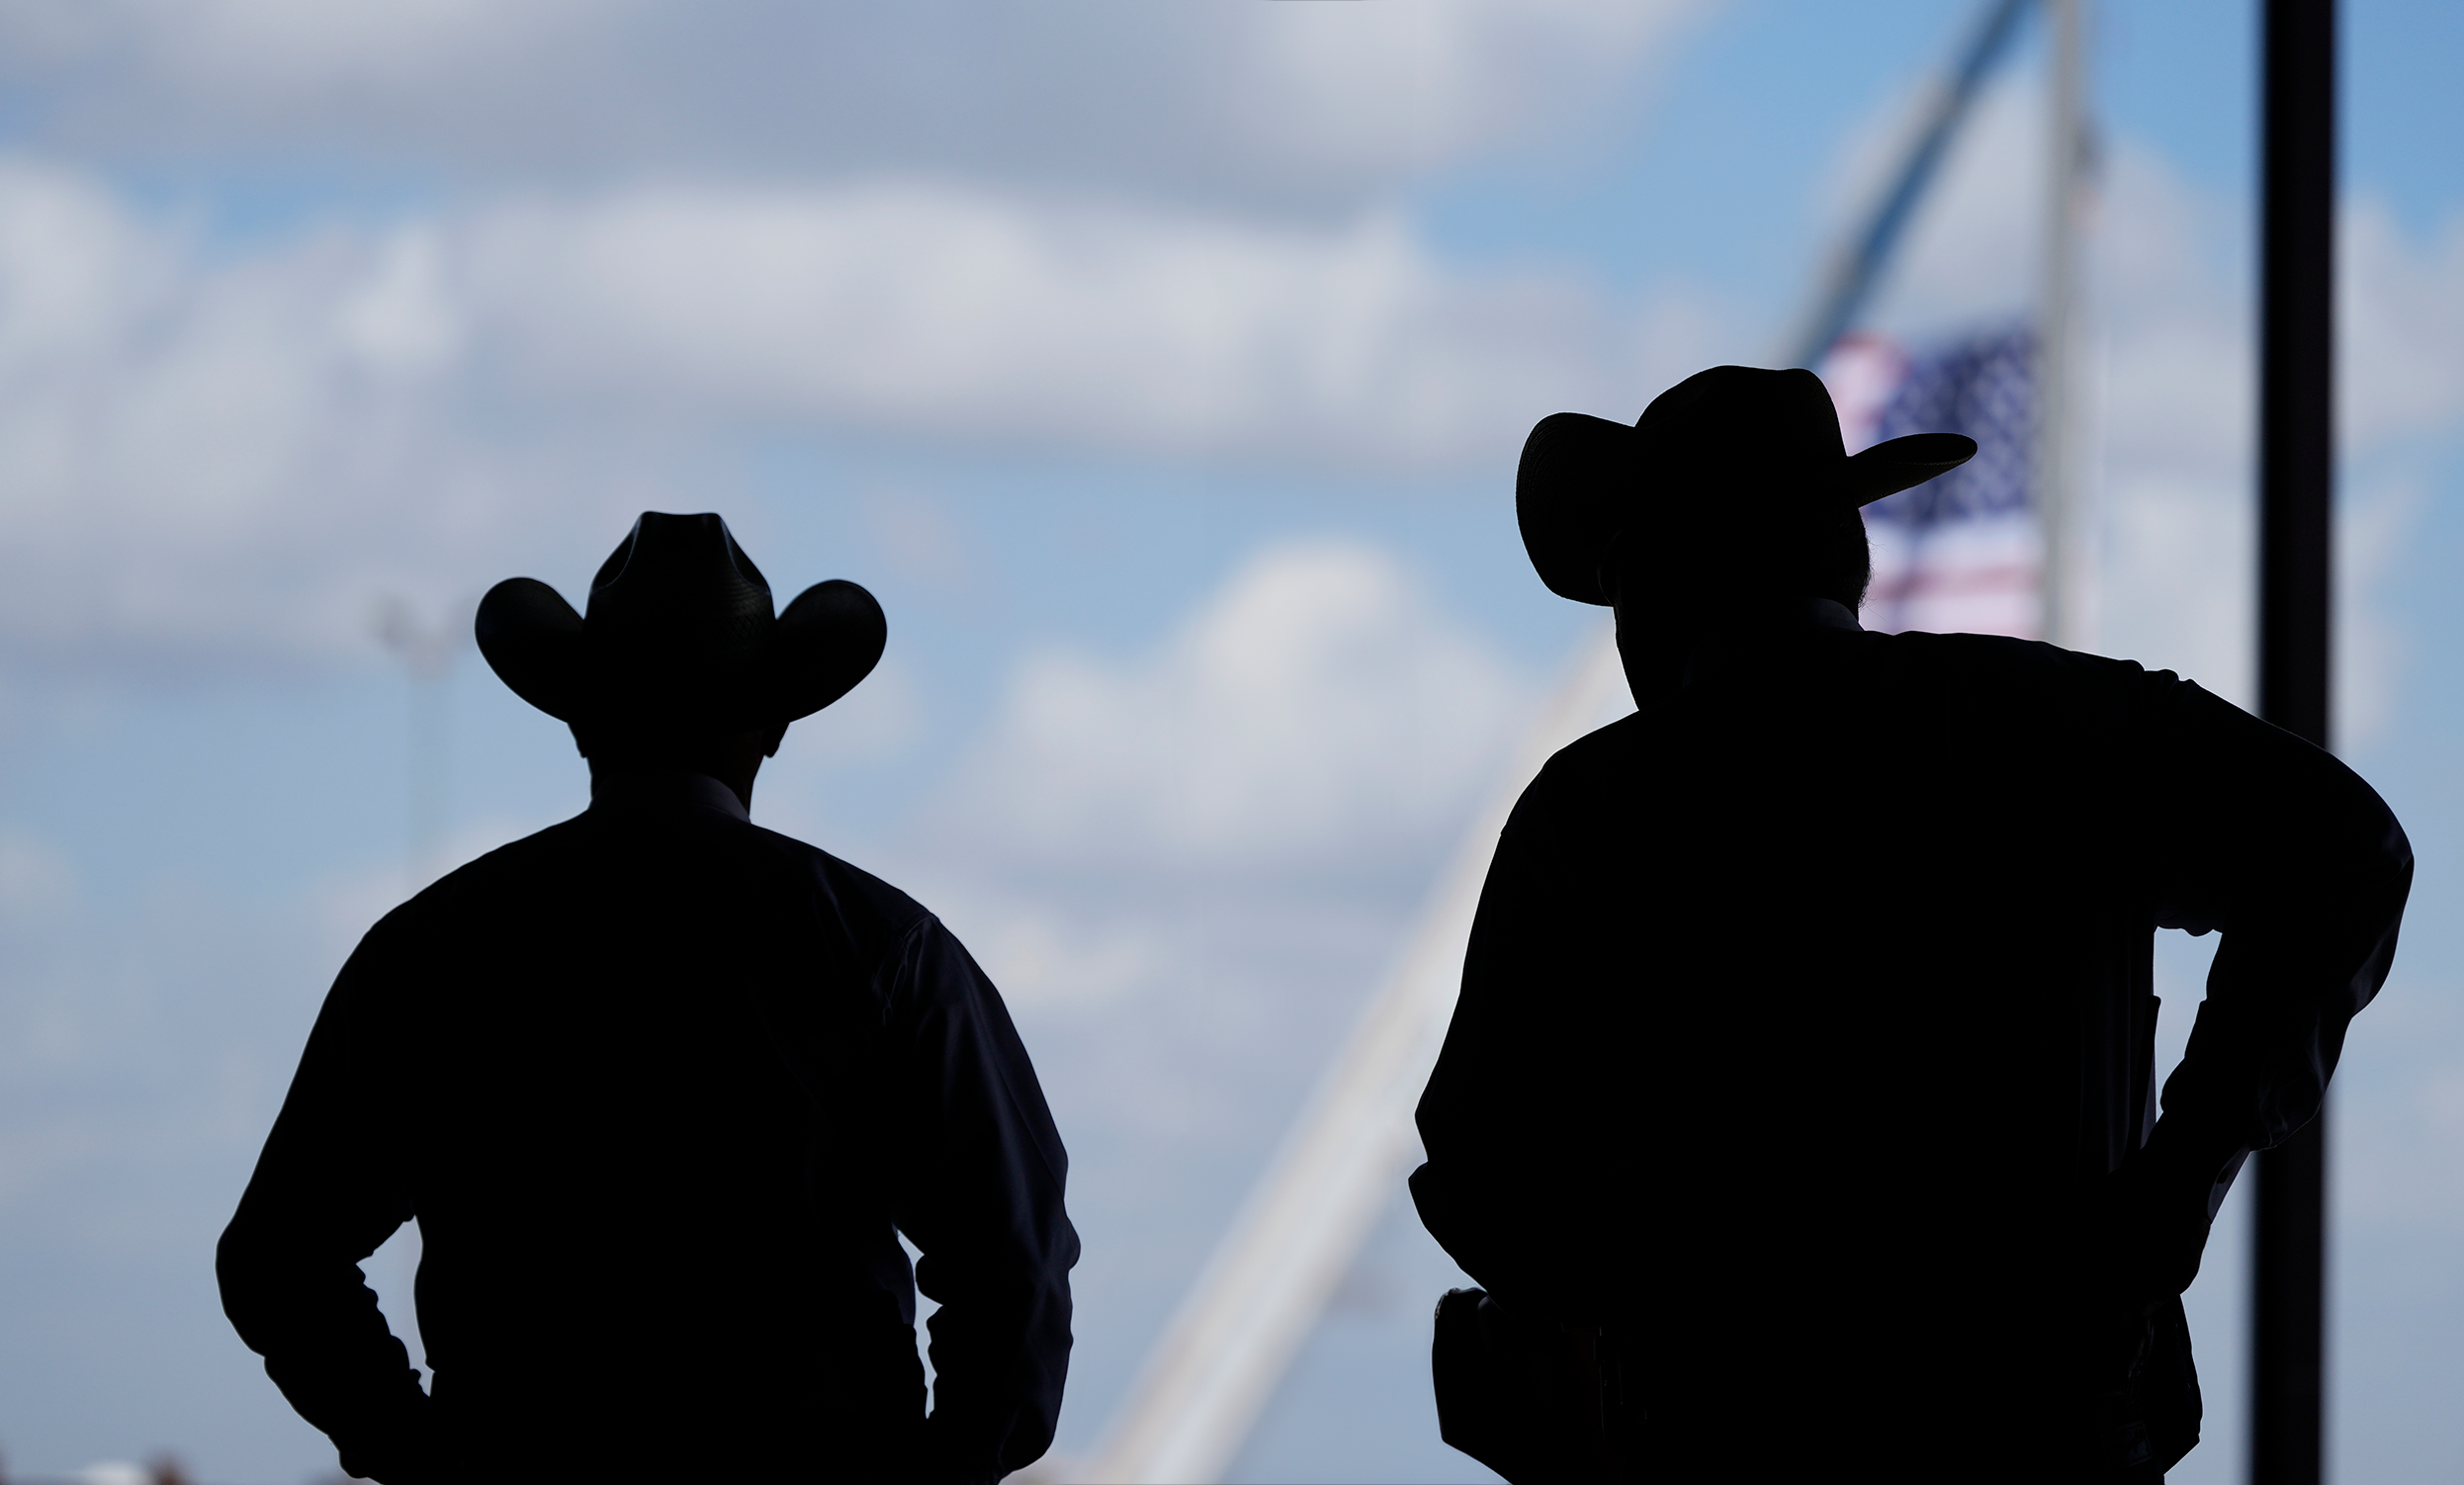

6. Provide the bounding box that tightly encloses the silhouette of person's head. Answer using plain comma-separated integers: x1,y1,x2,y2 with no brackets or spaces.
475,512,886,805
1516,365,1977,622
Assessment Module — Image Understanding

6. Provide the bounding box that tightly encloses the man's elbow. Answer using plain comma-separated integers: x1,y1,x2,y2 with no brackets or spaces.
215,1209,291,1352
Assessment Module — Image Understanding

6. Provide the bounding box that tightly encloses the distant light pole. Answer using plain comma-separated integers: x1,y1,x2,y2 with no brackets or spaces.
373,596,461,894
370,593,463,1367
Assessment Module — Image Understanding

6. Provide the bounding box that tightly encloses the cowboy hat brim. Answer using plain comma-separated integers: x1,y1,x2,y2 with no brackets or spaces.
475,576,588,721
1515,414,1979,605
1844,432,1980,504
771,578,888,722
476,575,886,727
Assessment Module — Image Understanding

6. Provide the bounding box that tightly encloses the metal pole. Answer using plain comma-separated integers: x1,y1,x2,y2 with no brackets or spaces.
2252,2,2333,1481
2036,0,2087,650
374,594,460,890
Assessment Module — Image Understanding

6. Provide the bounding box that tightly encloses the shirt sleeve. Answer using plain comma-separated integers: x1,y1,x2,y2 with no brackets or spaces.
883,917,1079,1485
1411,791,1619,1328
217,915,442,1483
2136,677,2414,1197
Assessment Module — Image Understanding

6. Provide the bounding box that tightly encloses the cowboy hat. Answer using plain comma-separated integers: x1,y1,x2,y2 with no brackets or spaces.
1516,365,1979,605
476,511,885,733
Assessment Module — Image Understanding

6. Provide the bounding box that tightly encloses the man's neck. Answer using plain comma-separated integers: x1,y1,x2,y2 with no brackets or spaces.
1614,591,1861,702
586,763,754,821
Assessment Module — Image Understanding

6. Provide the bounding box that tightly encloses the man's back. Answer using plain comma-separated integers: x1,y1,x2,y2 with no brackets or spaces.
221,780,1077,1480
409,797,930,1444
1415,614,2410,1471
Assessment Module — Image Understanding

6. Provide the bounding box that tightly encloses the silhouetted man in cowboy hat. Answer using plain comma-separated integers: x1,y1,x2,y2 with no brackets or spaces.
1411,367,2411,1482
219,514,1077,1484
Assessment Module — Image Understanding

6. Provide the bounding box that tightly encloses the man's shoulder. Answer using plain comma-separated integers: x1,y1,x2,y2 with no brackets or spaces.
1503,633,2202,816
371,814,590,930
389,811,933,957
1506,710,1655,837
1534,709,1654,788
1860,629,2217,728
1867,628,2161,687
739,821,934,944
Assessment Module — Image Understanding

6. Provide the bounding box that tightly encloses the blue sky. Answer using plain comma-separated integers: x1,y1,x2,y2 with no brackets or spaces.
0,3,2460,1482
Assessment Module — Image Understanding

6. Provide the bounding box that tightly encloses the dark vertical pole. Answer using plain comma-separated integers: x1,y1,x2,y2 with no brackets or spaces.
2252,2,2333,1483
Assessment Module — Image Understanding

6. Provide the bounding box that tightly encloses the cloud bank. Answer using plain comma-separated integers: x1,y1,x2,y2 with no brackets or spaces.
0,0,1703,214
0,55,2458,693
0,153,1718,676
933,541,1527,882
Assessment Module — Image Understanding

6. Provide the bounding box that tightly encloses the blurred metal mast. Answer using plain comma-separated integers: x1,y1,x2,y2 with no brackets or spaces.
1787,0,2031,370
2251,3,2335,1481
2037,0,2090,650
1079,638,1631,1484
1080,5,2037,1480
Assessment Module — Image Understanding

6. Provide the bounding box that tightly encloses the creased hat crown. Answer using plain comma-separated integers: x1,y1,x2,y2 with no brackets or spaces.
586,512,773,672
1516,365,1977,605
476,511,885,732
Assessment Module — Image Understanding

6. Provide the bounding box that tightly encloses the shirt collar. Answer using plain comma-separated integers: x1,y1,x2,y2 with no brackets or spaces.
587,769,750,824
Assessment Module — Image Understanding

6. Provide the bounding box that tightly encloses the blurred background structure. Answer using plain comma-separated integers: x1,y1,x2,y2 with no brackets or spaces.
1,3,2462,1482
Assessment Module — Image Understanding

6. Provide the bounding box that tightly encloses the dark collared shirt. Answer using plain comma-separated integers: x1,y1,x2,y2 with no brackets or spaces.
220,771,1076,1483
1414,604,2410,1474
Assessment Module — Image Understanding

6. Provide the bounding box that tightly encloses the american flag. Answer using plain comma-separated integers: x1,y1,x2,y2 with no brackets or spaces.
1820,327,2039,639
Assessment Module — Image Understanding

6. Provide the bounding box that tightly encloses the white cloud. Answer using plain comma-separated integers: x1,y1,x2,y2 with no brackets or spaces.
2083,156,2464,736
0,48,2456,712
2340,195,2464,451
944,905,1162,1013
790,653,925,768
334,225,464,374
932,541,1528,878
2333,469,2424,748
463,181,1631,465
1843,73,2047,342
0,828,78,923
868,543,1545,1457
0,1,1706,215
0,157,664,675
308,810,575,954
733,542,1540,1032
2333,976,2464,1234
0,154,1711,676
2085,142,2259,704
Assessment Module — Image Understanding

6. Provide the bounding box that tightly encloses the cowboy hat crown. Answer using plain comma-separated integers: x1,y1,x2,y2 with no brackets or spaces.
476,511,885,731
1517,364,1979,605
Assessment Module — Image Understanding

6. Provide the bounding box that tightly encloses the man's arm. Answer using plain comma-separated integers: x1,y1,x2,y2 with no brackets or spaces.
218,919,440,1483
2124,677,2413,1293
886,918,1079,1485
1412,791,1621,1328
